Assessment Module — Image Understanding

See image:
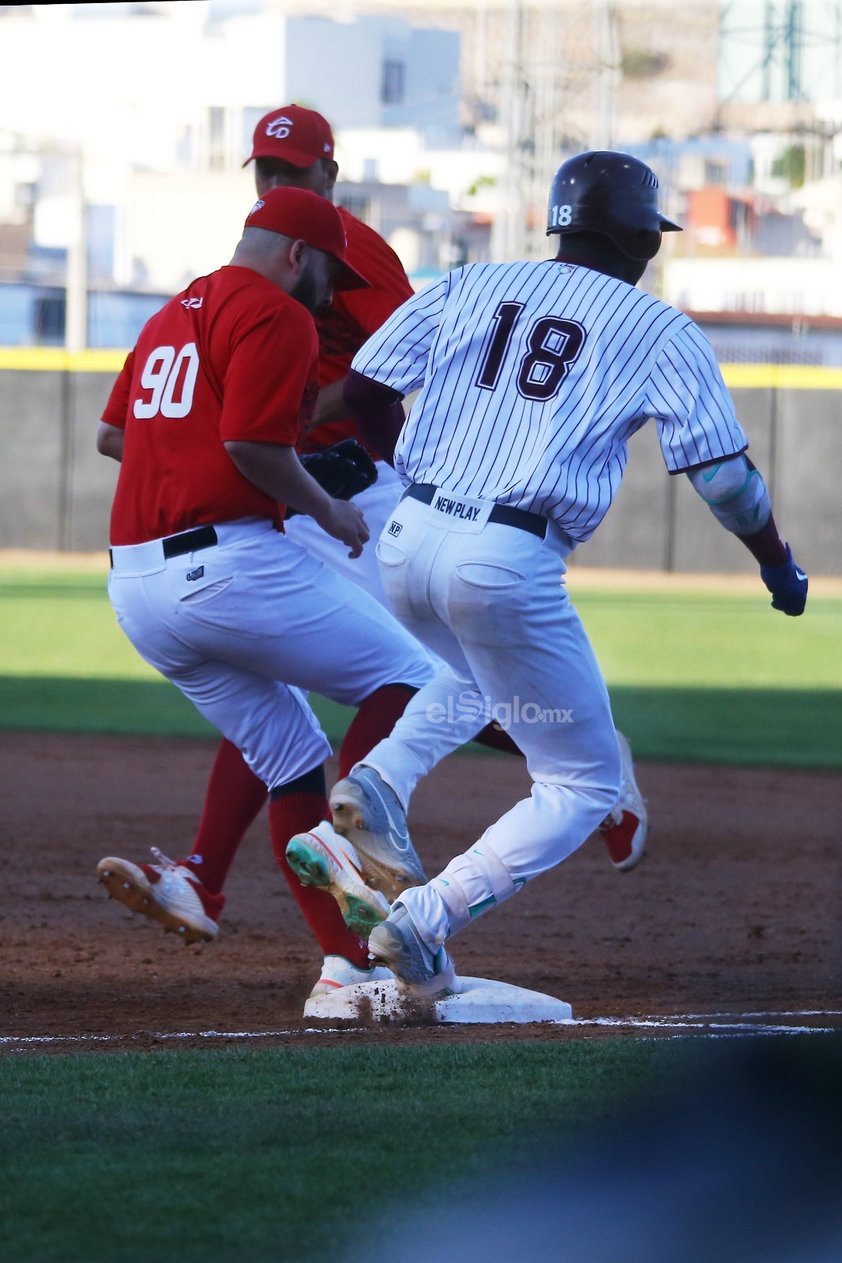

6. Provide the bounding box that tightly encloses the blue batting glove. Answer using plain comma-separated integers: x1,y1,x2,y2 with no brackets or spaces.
760,544,808,616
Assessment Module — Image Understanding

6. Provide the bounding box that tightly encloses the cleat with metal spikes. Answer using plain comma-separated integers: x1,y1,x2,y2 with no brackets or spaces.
96,849,224,944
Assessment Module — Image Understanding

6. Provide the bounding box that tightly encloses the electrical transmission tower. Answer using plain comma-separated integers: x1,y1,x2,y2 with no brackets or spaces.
719,1,842,105
490,0,620,262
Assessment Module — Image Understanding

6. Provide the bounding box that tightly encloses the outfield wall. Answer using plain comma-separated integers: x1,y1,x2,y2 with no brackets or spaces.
0,351,839,575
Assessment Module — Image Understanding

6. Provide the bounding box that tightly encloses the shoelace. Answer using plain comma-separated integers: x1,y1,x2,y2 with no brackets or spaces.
599,807,623,831
149,846,179,871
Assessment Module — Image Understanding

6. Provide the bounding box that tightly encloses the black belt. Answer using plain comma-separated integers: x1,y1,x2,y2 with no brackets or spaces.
109,524,219,568
403,484,547,539
162,524,219,558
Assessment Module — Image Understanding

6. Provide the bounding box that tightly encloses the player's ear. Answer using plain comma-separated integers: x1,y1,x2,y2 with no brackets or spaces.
289,238,308,271
321,159,339,194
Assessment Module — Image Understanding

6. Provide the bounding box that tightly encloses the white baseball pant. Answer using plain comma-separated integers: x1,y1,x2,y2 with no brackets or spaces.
359,492,621,948
107,517,433,791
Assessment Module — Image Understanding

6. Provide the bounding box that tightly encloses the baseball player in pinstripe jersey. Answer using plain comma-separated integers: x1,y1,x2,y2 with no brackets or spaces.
286,150,808,995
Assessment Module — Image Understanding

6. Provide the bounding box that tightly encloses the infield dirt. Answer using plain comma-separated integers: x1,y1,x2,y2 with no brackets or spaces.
2,731,839,1051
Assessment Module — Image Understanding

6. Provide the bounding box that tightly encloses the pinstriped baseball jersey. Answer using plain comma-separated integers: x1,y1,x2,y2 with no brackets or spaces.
351,260,748,543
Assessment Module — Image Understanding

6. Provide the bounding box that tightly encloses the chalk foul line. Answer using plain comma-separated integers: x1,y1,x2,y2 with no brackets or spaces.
2,1009,841,1046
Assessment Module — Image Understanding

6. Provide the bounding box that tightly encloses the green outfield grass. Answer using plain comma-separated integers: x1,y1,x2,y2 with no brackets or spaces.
1,564,840,765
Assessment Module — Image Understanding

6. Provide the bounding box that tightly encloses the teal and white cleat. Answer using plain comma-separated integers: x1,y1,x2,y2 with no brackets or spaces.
286,820,390,938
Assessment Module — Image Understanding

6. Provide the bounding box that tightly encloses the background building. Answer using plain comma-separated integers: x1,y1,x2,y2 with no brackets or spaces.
0,0,474,328
2,0,842,570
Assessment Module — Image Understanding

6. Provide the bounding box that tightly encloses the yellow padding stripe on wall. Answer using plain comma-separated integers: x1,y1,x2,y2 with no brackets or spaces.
721,363,842,390
2,348,842,390
0,347,127,372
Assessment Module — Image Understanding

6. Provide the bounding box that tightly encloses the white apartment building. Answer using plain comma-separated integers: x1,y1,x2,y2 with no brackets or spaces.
0,1,479,297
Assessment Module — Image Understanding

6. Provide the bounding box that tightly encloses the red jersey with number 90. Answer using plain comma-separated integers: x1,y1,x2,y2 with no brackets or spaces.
103,265,319,545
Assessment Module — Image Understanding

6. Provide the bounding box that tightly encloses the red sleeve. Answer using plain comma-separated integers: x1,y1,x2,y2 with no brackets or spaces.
220,299,318,446
101,350,136,429
332,211,414,337
299,210,413,454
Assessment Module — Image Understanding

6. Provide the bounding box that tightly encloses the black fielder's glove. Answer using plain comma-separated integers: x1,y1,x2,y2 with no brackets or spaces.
288,439,378,518
760,544,808,616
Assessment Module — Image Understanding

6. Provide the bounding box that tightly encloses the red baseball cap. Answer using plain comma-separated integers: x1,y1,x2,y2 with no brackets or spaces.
243,104,335,169
244,187,369,291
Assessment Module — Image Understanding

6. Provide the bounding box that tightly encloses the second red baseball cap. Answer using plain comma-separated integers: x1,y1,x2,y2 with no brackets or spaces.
244,187,369,290
243,104,335,169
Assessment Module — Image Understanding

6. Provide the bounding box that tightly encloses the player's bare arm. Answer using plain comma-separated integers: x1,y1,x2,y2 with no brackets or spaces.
224,438,369,557
306,378,349,429
342,369,405,464
96,421,124,462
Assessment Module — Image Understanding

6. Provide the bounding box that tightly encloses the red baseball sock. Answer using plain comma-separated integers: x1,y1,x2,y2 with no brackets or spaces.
268,791,369,967
182,737,268,894
338,683,416,777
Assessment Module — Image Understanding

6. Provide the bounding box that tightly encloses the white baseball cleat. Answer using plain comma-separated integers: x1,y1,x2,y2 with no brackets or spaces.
368,905,459,999
307,954,394,1000
599,731,648,872
328,765,427,901
96,848,224,944
285,820,391,938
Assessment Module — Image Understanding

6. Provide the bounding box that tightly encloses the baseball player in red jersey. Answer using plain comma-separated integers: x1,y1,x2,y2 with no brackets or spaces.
246,106,419,592
96,187,436,990
289,151,809,996
96,109,435,1000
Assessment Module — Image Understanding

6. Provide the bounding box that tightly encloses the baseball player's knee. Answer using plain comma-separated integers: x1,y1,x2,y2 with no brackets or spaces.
269,764,326,799
531,773,618,833
586,766,622,819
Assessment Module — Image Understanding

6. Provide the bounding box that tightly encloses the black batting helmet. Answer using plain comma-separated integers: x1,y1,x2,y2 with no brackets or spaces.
546,150,681,261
